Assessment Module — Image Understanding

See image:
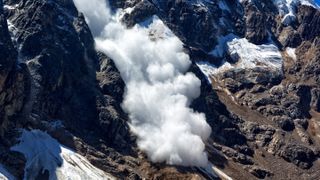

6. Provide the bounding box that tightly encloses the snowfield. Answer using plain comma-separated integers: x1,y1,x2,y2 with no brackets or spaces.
11,129,114,180
227,38,283,71
198,37,283,83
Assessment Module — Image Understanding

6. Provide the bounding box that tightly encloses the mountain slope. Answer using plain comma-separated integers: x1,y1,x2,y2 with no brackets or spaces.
0,0,319,179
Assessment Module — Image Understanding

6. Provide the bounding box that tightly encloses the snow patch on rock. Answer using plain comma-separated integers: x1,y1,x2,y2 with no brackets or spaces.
0,164,15,180
6,20,18,47
286,47,297,61
3,4,18,10
198,37,283,82
272,0,320,25
227,38,283,71
196,61,232,84
11,129,114,180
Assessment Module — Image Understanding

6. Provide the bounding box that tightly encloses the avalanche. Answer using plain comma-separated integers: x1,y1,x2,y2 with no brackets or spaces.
74,0,211,167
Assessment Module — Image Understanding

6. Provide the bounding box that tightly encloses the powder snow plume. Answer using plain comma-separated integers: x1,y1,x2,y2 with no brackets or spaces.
73,0,212,167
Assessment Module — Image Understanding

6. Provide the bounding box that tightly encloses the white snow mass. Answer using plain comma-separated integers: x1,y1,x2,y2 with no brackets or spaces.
11,129,114,180
73,0,211,167
197,36,283,82
286,47,297,61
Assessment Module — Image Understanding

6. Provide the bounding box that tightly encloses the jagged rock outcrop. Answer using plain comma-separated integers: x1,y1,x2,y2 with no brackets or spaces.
0,0,133,178
0,0,26,136
119,0,245,53
0,2,15,91
279,143,316,169
4,0,99,132
3,0,131,145
96,52,130,146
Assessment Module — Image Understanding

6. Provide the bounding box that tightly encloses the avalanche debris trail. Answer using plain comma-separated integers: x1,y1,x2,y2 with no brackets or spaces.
73,0,211,167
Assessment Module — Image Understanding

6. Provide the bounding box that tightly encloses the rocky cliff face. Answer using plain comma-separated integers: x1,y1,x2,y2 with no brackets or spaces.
0,0,320,179
0,0,26,137
0,0,132,178
5,0,98,131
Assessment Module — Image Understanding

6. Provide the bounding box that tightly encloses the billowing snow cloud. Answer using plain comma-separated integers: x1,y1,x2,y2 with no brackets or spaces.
73,0,111,36
73,0,211,167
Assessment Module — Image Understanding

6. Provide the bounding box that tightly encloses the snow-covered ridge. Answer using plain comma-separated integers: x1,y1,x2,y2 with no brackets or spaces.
272,0,320,25
11,129,114,180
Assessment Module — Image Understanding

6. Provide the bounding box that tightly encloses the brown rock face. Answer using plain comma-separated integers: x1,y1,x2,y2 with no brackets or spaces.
297,5,320,42
244,4,269,44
